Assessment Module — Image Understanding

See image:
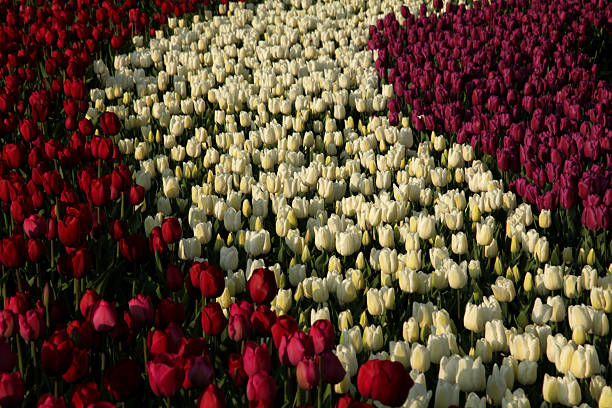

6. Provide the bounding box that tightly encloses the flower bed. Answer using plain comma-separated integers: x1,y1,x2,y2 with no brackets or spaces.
369,0,611,230
0,0,611,407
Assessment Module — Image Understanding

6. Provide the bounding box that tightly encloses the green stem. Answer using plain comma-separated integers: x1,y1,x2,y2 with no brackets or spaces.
100,350,106,389
15,335,24,376
15,269,23,293
143,335,148,366
120,192,125,220
74,278,80,312
30,341,37,368
50,240,55,269
166,397,171,408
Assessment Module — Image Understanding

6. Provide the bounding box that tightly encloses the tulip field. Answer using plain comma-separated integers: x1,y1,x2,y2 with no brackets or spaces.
1,0,611,406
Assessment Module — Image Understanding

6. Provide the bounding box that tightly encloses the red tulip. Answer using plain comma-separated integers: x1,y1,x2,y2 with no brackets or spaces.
250,304,277,337
357,359,412,407
320,351,345,384
199,263,225,298
111,164,131,193
201,302,227,336
128,294,154,327
286,331,315,367
0,372,24,406
58,207,88,248
41,329,74,376
227,353,248,386
246,371,276,404
271,315,298,349
296,357,319,390
198,384,226,408
228,310,250,342
182,355,214,389
23,214,46,238
18,309,45,341
62,348,89,383
70,247,92,278
119,234,148,262
90,137,113,160
71,382,100,408
99,112,121,136
80,289,100,319
37,393,66,407
0,235,26,268
149,226,167,254
0,310,15,338
309,319,334,354
148,328,179,356
243,341,271,377
91,300,117,332
146,353,184,398
161,217,182,243
247,268,277,304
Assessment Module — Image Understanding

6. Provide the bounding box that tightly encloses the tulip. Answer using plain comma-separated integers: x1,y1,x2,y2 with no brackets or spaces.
246,371,276,403
410,343,431,373
434,380,459,408
147,353,184,398
18,309,45,341
198,384,226,408
357,359,412,406
296,357,320,390
244,230,271,256
179,237,201,260
363,325,383,351
243,341,271,377
600,386,612,408
0,372,24,406
247,268,278,304
491,276,515,303
201,302,227,336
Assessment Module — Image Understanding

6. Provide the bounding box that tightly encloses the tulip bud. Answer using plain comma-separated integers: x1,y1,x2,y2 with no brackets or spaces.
218,287,233,309
510,235,520,253
471,204,481,222
403,319,419,343
294,283,304,301
494,257,502,275
298,311,307,328
242,200,252,218
538,210,551,228
359,311,368,328
287,211,298,229
42,283,52,308
587,248,595,266
450,166,463,183
338,311,353,332
301,246,311,263
356,252,365,270
562,247,573,264
524,273,533,292
362,230,370,247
